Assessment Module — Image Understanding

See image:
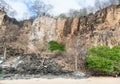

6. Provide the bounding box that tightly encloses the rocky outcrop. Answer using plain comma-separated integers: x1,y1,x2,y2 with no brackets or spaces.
0,5,120,73
0,55,63,75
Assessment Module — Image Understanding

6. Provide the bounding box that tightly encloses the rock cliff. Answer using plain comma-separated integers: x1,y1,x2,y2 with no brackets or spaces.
0,5,120,72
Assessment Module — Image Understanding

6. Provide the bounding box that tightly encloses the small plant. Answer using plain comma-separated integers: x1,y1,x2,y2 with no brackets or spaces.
48,40,65,52
95,18,104,23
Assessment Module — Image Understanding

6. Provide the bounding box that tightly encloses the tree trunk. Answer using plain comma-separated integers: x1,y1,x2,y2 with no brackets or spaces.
75,55,78,71
3,44,7,60
75,39,79,71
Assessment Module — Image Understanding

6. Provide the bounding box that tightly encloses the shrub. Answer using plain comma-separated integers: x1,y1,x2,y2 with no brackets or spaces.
85,56,114,72
85,46,120,74
112,46,120,72
87,46,111,58
114,61,120,72
48,40,65,52
112,46,120,54
96,18,103,23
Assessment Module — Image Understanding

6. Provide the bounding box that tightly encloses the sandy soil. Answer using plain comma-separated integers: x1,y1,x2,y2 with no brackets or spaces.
0,77,120,84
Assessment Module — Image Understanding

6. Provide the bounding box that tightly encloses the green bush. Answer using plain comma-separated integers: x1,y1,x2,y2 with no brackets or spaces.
85,46,120,73
112,46,120,72
48,40,65,52
112,46,120,54
87,46,111,58
85,56,114,72
114,61,120,72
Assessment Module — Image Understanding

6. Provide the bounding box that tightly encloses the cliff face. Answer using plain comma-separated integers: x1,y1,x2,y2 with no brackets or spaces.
1,5,120,71
28,5,120,53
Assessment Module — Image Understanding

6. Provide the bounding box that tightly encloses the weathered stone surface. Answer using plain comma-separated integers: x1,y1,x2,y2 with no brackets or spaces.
0,54,64,75
71,71,86,78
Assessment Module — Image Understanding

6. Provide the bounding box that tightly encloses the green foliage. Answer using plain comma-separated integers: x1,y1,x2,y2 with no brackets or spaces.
85,46,120,73
87,46,110,57
111,46,120,72
85,56,114,72
48,40,65,52
114,61,120,72
112,46,120,53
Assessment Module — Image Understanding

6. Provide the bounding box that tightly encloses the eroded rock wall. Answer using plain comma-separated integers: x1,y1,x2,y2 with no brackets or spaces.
0,5,120,71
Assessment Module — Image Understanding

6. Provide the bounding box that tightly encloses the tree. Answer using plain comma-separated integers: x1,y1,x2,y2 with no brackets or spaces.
94,0,111,12
72,36,86,71
68,9,78,17
68,8,87,18
0,2,5,12
74,39,79,71
80,8,88,16
109,0,117,5
0,0,17,18
119,0,120,5
87,6,95,14
9,11,17,18
59,13,67,18
0,23,19,59
23,12,29,20
95,0,103,10
31,0,53,17
101,1,110,8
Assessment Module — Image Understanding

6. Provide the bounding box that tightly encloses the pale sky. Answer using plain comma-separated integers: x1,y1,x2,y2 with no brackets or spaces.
3,0,105,20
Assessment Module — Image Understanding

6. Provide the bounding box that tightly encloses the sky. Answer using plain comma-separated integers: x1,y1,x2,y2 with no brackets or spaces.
3,0,104,20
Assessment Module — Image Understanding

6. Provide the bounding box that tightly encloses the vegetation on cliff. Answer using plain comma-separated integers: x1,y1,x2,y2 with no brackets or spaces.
48,40,65,52
85,46,120,75
1,0,120,77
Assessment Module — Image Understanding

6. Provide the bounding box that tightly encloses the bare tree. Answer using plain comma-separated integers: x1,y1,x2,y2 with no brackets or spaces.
81,8,88,16
68,9,78,17
87,6,95,13
74,39,79,71
71,37,79,71
9,11,17,18
31,0,53,17
0,23,19,59
94,0,110,11
23,12,29,20
0,2,5,12
101,1,110,8
68,8,87,18
0,0,17,18
109,0,118,5
95,0,104,10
